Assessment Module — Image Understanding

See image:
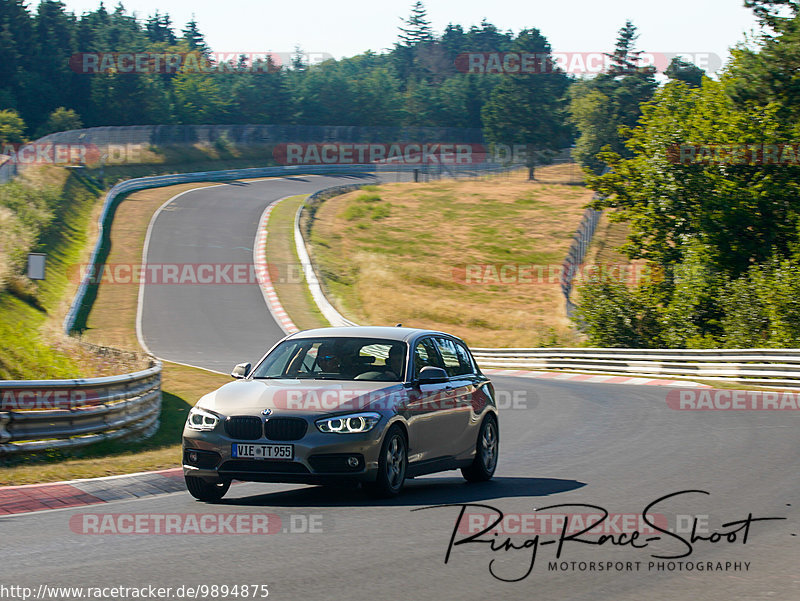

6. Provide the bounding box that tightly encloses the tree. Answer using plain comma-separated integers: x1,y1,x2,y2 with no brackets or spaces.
35,107,83,137
394,2,435,82
291,45,307,71
588,80,800,274
145,11,176,44
481,28,572,179
181,16,208,55
743,0,798,28
229,63,294,124
568,21,657,173
605,20,649,76
665,57,705,87
567,87,616,173
0,109,25,144
726,7,800,120
397,1,433,46
172,69,230,124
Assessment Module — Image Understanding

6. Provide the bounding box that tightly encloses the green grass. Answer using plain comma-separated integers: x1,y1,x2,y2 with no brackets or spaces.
0,170,102,379
340,191,391,222
0,295,79,379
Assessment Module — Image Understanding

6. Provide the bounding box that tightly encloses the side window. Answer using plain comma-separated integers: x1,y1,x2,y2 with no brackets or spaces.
454,342,477,376
434,337,473,377
413,338,442,378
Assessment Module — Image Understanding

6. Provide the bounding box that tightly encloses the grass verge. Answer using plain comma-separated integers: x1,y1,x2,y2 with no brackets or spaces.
265,195,327,331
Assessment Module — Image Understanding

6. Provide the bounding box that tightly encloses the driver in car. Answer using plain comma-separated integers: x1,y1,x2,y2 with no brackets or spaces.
386,345,405,379
316,343,343,374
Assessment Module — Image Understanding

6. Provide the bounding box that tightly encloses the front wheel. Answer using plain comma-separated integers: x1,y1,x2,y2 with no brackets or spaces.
185,475,230,502
462,415,498,482
367,426,407,498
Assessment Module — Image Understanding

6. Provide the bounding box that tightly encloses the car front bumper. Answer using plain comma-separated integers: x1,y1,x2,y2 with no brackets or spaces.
182,423,386,485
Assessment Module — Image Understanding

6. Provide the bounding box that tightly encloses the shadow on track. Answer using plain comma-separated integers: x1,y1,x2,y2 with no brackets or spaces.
216,476,586,508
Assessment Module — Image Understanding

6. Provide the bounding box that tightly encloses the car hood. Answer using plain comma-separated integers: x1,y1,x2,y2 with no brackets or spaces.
196,378,407,416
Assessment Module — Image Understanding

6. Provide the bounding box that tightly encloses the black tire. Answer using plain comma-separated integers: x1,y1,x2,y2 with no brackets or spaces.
367,425,408,498
462,415,498,482
185,475,230,502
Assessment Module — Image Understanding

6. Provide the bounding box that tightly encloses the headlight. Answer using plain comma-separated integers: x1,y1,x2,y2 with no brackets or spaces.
316,412,381,434
186,406,220,431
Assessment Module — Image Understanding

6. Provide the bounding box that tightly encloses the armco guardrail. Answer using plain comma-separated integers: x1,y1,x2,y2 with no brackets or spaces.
0,361,161,455
470,347,800,388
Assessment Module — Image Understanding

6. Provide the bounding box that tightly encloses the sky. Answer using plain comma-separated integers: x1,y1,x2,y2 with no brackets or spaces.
55,0,762,74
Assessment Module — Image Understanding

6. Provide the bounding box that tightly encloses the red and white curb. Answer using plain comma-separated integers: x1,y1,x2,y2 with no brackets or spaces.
254,199,299,335
483,369,711,388
0,468,186,516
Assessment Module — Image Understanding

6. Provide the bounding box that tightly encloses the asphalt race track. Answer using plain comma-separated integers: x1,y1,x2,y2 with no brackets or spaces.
3,174,797,600
138,174,382,372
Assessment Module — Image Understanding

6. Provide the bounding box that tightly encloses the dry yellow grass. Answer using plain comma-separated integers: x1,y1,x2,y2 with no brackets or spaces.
309,166,594,347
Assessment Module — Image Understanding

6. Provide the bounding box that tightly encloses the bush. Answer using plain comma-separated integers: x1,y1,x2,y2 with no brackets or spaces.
0,109,26,145
34,107,83,138
573,280,661,347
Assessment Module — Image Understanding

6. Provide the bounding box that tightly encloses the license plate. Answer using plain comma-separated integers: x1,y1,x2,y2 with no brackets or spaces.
232,443,293,460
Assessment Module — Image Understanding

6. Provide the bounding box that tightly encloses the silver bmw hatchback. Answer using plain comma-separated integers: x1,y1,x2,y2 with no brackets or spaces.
182,326,499,500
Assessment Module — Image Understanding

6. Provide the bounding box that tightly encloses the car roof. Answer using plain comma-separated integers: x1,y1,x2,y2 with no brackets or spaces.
286,326,456,344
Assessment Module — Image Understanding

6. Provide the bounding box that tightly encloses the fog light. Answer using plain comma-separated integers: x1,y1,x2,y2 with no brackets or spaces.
188,451,199,465
347,456,359,468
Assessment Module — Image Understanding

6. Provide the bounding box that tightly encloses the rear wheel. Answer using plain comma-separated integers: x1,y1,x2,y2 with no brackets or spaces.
185,475,230,502
462,415,498,482
367,426,407,498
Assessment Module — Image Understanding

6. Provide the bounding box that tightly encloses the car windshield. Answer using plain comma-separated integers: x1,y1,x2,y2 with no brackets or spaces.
251,337,406,382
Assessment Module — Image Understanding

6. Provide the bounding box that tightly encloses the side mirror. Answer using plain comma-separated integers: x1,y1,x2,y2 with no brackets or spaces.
231,362,251,379
417,366,448,384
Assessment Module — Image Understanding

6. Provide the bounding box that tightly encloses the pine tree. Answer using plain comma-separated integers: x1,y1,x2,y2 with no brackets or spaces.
181,16,209,55
146,11,176,44
397,1,433,47
605,20,650,76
